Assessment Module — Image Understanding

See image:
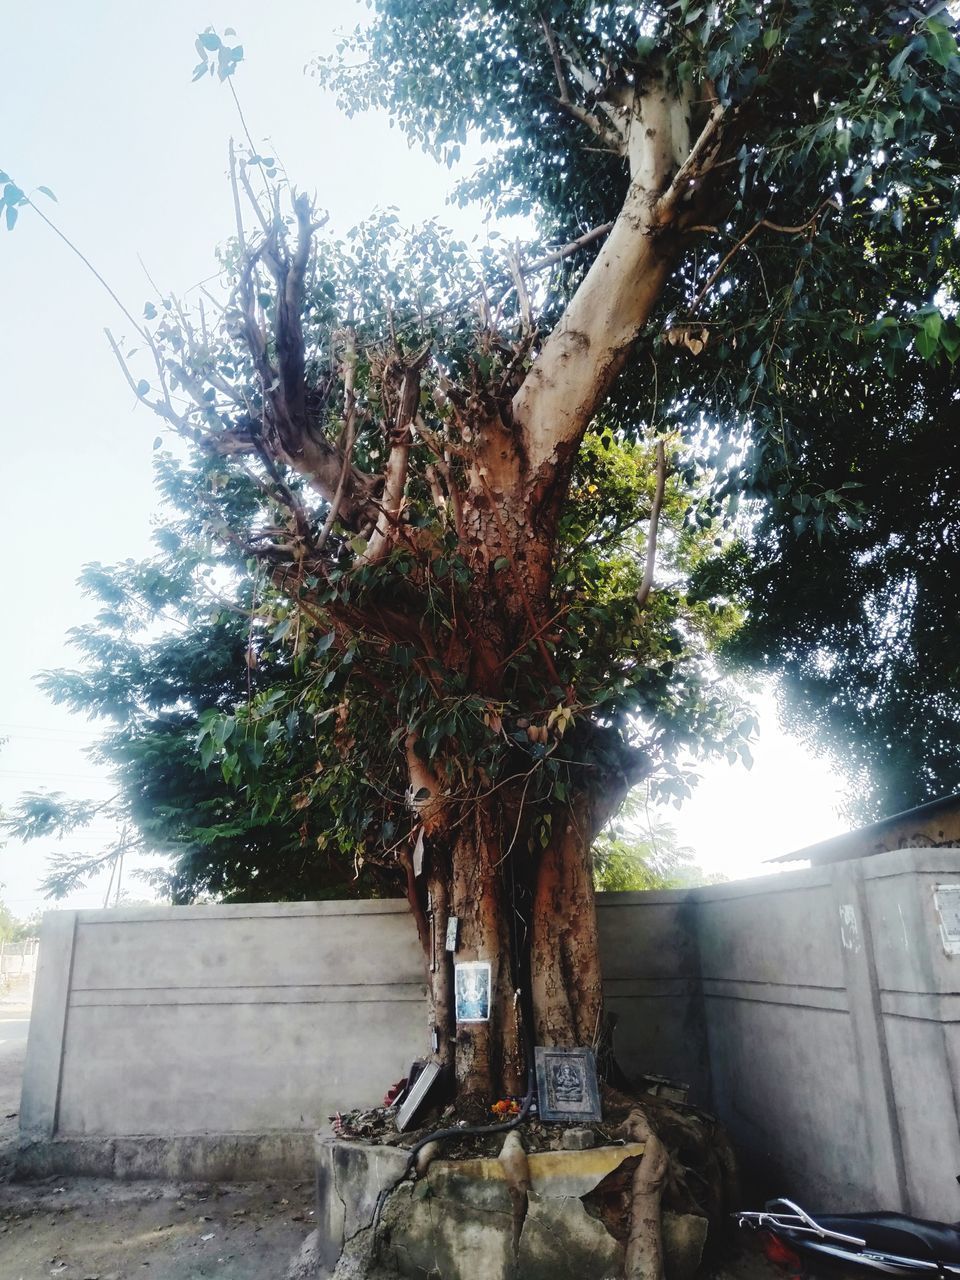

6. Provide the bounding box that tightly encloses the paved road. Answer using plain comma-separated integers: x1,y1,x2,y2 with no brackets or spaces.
0,1006,30,1173
0,1011,30,1051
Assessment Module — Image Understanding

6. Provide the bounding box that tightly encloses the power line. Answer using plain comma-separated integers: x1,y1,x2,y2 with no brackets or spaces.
0,722,103,739
0,769,114,782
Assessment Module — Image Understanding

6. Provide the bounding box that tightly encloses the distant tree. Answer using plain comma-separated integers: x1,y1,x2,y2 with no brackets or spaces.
0,901,16,945
717,327,960,823
0,900,39,945
592,790,711,892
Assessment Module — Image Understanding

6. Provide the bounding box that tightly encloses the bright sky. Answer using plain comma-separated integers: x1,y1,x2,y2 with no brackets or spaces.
0,2,850,918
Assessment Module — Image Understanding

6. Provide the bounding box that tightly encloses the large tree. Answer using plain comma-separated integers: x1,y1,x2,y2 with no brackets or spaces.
5,0,959,1102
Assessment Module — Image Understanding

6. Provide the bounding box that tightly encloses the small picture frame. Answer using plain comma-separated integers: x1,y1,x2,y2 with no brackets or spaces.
454,960,491,1023
396,1060,442,1132
535,1046,602,1124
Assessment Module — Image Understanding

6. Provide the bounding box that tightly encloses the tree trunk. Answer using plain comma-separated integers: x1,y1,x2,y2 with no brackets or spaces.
396,419,625,1100
449,807,524,1099
531,802,604,1049
411,786,605,1100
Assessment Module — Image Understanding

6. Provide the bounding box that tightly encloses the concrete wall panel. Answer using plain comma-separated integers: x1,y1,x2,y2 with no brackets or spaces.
696,878,844,991
57,997,425,1136
705,995,868,1204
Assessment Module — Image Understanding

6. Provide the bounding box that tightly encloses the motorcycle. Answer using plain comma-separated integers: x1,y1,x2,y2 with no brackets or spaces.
736,1197,960,1276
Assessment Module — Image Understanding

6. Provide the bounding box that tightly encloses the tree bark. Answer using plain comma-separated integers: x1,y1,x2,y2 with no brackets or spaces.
622,1109,670,1280
448,803,524,1099
531,802,604,1049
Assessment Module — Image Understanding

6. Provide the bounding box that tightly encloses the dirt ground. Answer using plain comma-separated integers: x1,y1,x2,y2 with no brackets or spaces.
0,1178,316,1280
0,1178,854,1280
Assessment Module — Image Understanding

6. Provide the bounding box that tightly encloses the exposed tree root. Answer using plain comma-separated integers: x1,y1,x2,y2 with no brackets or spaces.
622,1108,670,1280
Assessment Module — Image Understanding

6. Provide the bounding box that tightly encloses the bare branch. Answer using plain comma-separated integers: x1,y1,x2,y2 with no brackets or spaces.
636,439,666,610
27,199,148,342
523,221,615,276
104,328,183,429
509,244,534,334
228,138,247,256
395,220,615,339
236,160,271,237
316,331,359,553
557,30,631,133
540,15,624,150
688,198,839,313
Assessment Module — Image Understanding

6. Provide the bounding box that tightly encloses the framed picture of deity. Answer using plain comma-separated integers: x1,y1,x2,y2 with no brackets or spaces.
454,960,491,1023
534,1046,602,1124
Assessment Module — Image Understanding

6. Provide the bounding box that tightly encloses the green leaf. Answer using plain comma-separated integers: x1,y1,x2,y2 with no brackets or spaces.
762,28,780,49
925,18,958,69
914,328,938,360
922,311,943,342
315,631,336,654
888,42,914,79
493,556,510,572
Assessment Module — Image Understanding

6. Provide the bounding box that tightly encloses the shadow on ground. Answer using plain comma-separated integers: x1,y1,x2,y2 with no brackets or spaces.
0,1179,315,1279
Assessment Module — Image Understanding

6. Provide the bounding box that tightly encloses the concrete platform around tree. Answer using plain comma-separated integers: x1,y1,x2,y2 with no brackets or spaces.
315,1134,709,1280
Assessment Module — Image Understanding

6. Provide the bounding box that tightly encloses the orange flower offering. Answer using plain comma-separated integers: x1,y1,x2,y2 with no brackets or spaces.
490,1098,521,1117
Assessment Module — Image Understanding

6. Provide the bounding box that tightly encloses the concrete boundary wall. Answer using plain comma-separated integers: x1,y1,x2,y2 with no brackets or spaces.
20,850,960,1213
620,848,960,1219
20,900,428,1180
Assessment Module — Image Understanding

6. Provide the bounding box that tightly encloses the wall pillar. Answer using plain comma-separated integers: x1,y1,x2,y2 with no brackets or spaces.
830,861,908,1208
20,910,77,1140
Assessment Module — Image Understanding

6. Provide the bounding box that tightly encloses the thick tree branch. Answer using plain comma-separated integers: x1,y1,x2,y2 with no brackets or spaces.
513,90,726,478
362,354,428,563
316,331,359,553
652,102,726,223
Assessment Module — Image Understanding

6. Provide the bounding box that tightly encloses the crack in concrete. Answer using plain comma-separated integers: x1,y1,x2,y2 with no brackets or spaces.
332,1158,351,1242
